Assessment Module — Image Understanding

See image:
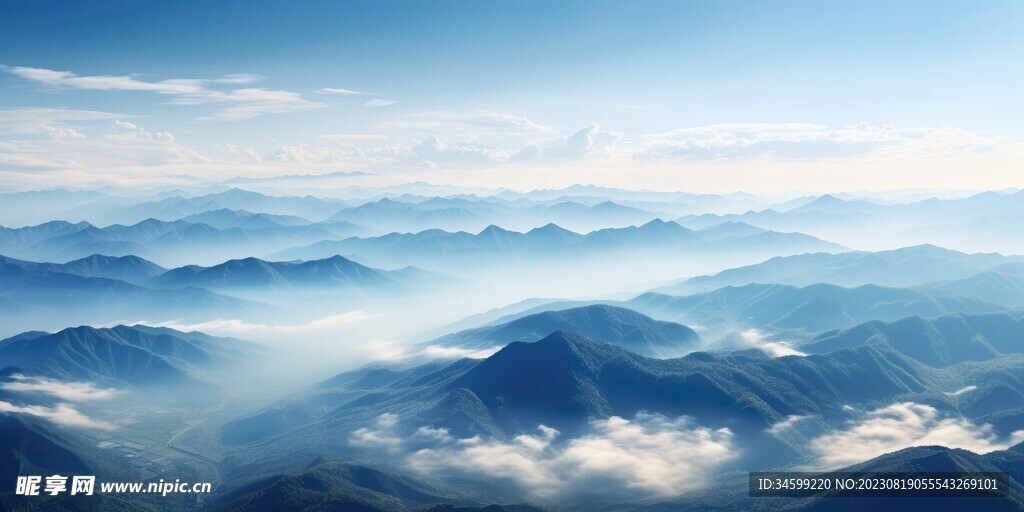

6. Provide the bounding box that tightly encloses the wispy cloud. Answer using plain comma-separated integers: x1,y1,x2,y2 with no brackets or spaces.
314,87,368,95
365,98,397,107
420,345,502,359
143,310,370,336
806,402,1024,469
945,385,977,396
378,110,554,134
739,329,805,357
1,65,325,121
214,73,265,84
2,374,120,401
0,400,115,429
0,108,211,174
0,108,121,139
639,122,1007,162
766,414,812,436
318,133,388,142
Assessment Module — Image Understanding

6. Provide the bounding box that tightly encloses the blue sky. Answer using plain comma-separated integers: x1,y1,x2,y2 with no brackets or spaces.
0,0,1021,192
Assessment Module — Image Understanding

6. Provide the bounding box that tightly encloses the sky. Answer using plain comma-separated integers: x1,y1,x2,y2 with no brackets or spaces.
0,0,1021,193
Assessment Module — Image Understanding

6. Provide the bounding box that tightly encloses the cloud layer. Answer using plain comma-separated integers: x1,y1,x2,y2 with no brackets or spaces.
807,402,1024,469
0,401,115,429
0,374,119,429
351,412,737,499
2,374,120,401
640,122,1005,161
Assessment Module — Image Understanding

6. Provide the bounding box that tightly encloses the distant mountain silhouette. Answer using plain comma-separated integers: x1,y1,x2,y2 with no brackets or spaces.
926,265,1024,306
0,255,271,335
148,255,413,291
680,191,1024,254
628,282,1005,333
0,216,362,266
180,208,314,229
665,245,1022,294
273,219,842,270
53,254,167,284
64,187,348,225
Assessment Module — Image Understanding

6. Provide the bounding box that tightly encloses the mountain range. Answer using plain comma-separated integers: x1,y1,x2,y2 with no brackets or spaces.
273,219,844,272
803,311,1024,367
149,255,406,292
627,282,1006,334
678,190,1024,254
0,324,258,389
0,216,362,267
661,244,1024,295
464,280,1007,339
0,254,271,337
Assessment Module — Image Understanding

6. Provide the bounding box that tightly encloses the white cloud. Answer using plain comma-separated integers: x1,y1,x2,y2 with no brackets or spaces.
639,122,1007,161
365,99,398,107
247,122,616,171
739,329,806,357
195,88,326,121
318,133,388,143
108,119,179,144
946,385,977,396
766,414,811,436
355,340,500,363
262,145,342,163
513,124,621,162
142,310,370,337
806,402,1024,469
420,345,502,359
413,426,454,443
214,74,265,84
348,413,404,452
261,143,408,164
220,144,263,162
314,87,367,95
2,375,120,402
1,66,325,121
0,400,115,429
0,109,211,173
358,412,736,499
358,340,409,362
412,136,508,165
0,108,121,138
378,110,554,134
475,111,556,134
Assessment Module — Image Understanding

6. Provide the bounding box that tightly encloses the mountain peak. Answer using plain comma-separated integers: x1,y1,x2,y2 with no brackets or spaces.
527,223,575,238
477,224,512,237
